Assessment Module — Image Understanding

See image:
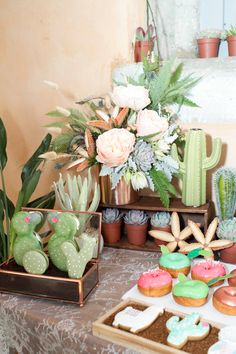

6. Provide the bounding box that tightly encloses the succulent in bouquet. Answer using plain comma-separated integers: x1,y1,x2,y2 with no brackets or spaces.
42,57,199,208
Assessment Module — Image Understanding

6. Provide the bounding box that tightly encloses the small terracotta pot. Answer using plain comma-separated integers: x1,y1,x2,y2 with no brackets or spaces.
134,40,154,62
102,221,122,244
197,38,220,58
151,225,171,246
220,243,236,264
227,35,236,56
126,223,148,246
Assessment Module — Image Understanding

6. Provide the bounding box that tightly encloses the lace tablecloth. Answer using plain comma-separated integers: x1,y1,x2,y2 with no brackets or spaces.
0,247,159,354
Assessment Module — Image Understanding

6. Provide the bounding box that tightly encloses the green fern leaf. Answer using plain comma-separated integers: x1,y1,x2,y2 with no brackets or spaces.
170,63,184,84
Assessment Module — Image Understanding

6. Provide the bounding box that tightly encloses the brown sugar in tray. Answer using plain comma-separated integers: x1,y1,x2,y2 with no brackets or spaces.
104,303,219,354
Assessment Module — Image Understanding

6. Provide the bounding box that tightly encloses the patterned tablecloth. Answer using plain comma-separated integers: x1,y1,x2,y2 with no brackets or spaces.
0,247,159,354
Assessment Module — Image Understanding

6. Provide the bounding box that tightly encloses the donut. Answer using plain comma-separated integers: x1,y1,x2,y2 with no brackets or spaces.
228,269,236,287
137,268,172,297
191,260,226,287
172,279,209,307
213,286,236,315
159,252,190,278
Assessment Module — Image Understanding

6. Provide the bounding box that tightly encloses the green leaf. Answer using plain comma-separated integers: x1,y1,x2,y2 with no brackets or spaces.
170,63,184,84
20,170,41,207
0,118,7,170
52,132,76,153
175,95,199,108
47,110,67,118
26,191,55,209
21,134,52,183
160,245,170,255
178,273,187,282
0,190,15,219
199,249,213,257
149,168,176,208
187,248,203,259
45,121,70,128
207,273,233,287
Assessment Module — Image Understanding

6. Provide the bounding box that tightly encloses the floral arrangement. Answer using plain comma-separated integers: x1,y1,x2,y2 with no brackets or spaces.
41,57,199,207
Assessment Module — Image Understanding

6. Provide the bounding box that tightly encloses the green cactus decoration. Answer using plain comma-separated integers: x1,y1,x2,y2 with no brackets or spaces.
61,233,96,279
213,167,236,220
172,129,221,207
11,211,49,275
47,212,79,272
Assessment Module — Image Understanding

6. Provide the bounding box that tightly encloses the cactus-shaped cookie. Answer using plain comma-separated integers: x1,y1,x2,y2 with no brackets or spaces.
47,212,79,271
61,233,96,278
11,211,49,275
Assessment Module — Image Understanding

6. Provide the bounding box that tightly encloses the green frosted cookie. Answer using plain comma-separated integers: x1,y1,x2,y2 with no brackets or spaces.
23,250,49,275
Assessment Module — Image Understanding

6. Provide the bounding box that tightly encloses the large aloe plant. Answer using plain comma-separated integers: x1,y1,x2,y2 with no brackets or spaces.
0,118,55,262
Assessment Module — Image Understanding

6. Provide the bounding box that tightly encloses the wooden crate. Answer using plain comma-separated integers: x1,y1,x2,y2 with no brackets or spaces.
93,298,223,354
100,197,215,252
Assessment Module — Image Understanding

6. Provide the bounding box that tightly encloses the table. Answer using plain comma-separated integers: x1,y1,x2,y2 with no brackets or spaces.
0,248,159,354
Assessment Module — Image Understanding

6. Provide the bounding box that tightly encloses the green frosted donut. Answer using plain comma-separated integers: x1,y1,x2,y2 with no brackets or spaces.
159,252,190,270
173,279,209,299
23,250,49,275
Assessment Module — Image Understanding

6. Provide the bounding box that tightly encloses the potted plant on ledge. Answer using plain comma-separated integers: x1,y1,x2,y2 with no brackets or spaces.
124,210,148,246
150,211,171,246
197,29,222,58
134,24,155,62
224,25,236,56
102,208,123,244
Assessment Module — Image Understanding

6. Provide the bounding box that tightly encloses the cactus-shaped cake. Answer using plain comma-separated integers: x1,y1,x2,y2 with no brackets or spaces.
172,129,221,207
213,167,236,220
11,211,49,275
47,211,96,278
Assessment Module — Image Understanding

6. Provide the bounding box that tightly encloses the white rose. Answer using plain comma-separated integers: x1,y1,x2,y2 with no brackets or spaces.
110,84,150,111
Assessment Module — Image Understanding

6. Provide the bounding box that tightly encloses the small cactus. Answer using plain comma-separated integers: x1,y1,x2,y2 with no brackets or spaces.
124,210,148,225
102,208,122,224
213,167,236,221
151,212,170,227
217,218,236,242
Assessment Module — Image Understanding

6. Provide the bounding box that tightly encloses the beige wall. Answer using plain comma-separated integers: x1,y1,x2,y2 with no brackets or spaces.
0,0,146,202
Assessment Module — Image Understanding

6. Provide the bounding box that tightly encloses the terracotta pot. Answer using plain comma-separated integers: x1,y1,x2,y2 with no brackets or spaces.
151,225,171,246
227,35,236,56
220,243,236,264
100,176,139,206
134,40,154,62
197,38,220,58
126,223,148,246
102,221,122,244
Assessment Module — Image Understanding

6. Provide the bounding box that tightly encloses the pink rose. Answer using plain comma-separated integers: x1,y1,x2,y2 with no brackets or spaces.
136,109,168,141
96,128,135,167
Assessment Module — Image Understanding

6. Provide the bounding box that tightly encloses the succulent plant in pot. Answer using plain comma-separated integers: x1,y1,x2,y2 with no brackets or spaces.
102,208,123,244
124,210,148,246
134,24,155,62
217,218,236,264
223,25,236,56
150,211,171,246
196,29,222,58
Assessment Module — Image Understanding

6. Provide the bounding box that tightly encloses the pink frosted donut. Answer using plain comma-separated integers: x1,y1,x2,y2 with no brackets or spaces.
138,268,172,297
191,260,226,287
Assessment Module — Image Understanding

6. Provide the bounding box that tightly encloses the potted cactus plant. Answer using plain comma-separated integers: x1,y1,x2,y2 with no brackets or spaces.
124,210,148,246
196,29,222,58
150,212,171,246
224,25,236,56
134,24,155,62
213,167,236,263
102,208,123,244
216,219,236,264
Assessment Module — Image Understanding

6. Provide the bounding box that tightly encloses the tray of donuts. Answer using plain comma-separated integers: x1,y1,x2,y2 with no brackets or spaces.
93,297,236,354
135,247,236,317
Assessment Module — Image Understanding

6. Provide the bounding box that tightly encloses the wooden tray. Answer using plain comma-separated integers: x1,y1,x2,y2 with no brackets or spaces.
92,298,223,354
